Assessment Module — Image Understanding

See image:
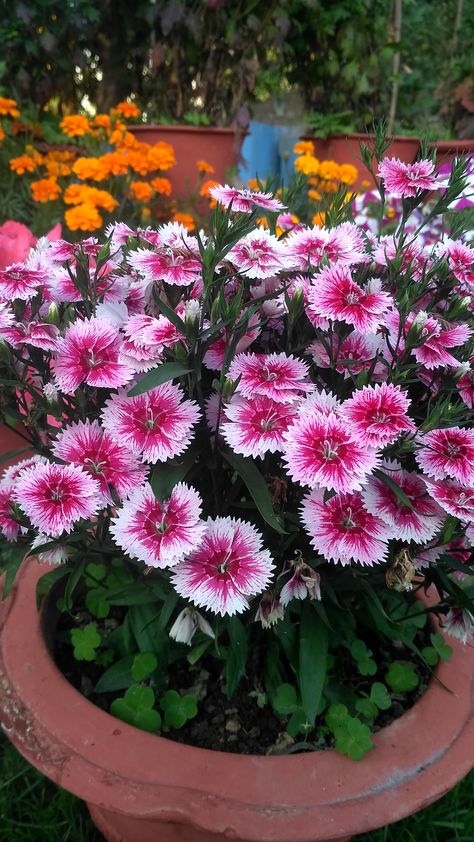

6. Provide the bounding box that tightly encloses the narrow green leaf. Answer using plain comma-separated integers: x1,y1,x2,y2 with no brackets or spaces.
151,294,186,332
0,447,31,465
1,547,25,598
150,447,197,500
127,363,193,397
36,564,71,609
222,449,287,534
298,603,328,726
373,469,414,510
94,655,135,693
224,616,248,698
63,559,86,612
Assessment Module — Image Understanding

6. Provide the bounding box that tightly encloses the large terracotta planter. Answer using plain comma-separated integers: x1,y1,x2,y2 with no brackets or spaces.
0,423,30,470
1,560,473,842
303,134,420,192
428,139,474,167
129,125,246,199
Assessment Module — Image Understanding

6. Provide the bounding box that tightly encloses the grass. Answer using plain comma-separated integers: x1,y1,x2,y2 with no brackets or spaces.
0,733,473,841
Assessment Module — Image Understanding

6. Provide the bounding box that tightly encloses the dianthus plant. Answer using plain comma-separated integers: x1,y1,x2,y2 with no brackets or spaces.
1,143,474,748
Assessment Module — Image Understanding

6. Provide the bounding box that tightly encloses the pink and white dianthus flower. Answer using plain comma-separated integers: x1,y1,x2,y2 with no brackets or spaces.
0,320,59,351
439,240,474,289
228,352,312,404
283,408,378,492
101,383,199,463
0,303,13,330
340,383,416,447
296,390,342,418
1,455,47,487
221,395,298,458
110,482,206,568
0,481,21,540
301,488,390,566
378,158,443,197
416,427,474,486
372,236,427,281
47,237,100,263
53,419,147,505
128,246,202,288
171,517,274,616
228,228,288,279
423,477,474,522
308,331,385,380
279,561,321,605
284,226,330,270
203,312,260,370
362,461,443,542
458,363,474,409
54,317,134,393
0,264,48,301
14,462,100,537
307,263,392,333
209,184,285,213
411,315,471,370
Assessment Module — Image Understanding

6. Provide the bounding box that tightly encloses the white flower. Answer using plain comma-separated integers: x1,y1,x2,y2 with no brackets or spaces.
169,607,215,645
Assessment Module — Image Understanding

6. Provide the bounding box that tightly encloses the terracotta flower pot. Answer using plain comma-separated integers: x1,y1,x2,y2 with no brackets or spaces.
0,423,30,470
1,560,473,842
303,134,420,192
428,139,474,167
129,125,246,199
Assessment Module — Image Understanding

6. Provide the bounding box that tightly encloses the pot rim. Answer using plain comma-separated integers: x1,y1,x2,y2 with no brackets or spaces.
1,559,473,842
128,124,247,137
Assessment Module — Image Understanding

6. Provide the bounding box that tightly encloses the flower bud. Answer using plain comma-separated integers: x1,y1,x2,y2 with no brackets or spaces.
255,593,284,628
46,302,60,326
169,607,215,646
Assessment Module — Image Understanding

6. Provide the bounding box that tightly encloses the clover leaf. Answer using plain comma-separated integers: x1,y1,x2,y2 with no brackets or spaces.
370,682,392,711
421,646,439,666
355,698,378,721
110,684,162,732
334,716,373,760
160,690,198,729
84,563,107,588
131,652,158,681
385,662,419,693
430,633,453,662
350,639,377,676
71,623,101,661
324,703,349,731
85,587,110,619
272,683,299,715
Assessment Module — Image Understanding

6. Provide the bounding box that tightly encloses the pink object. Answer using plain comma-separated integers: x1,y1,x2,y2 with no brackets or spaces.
0,559,473,842
0,221,61,269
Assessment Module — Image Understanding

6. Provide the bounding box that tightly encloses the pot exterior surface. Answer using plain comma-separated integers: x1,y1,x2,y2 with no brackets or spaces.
129,125,245,198
1,561,473,842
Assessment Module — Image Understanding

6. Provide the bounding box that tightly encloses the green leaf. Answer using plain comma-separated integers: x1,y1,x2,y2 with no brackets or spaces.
430,632,453,662
298,603,328,726
1,546,25,598
94,655,135,693
0,447,31,465
187,639,212,665
224,615,248,698
421,646,439,666
161,690,198,729
127,363,193,397
36,564,71,608
84,563,107,587
150,446,197,501
110,684,161,732
287,709,311,737
350,639,377,676
131,652,158,681
373,469,414,510
355,698,378,720
85,587,110,619
272,683,299,715
385,662,419,693
334,716,373,760
129,604,168,659
221,449,286,534
325,703,349,731
370,682,392,711
71,623,101,661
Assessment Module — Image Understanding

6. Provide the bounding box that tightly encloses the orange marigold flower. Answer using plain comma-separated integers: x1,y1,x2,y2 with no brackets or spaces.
247,178,260,191
196,159,215,174
339,163,358,185
72,157,110,182
172,212,195,232
65,203,103,231
130,181,154,202
45,160,71,177
60,115,90,138
199,179,220,197
294,155,320,176
294,140,315,155
115,131,140,150
319,160,341,181
100,151,128,177
30,178,61,203
308,189,321,201
114,101,141,119
0,126,5,142
312,211,326,227
256,217,269,229
91,114,111,130
0,97,20,118
10,155,37,175
150,177,173,196
141,208,151,220
146,142,176,172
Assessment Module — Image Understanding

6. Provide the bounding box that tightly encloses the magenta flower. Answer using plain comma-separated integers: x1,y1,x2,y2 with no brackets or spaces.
340,383,416,447
309,331,385,380
416,427,474,486
14,462,100,537
228,228,287,279
283,408,378,493
128,247,201,287
101,383,200,463
209,184,285,213
362,461,443,542
0,481,21,540
285,223,366,272
301,488,390,566
378,158,443,197
110,482,206,568
279,561,321,605
48,237,100,263
221,395,298,458
307,263,392,333
373,236,427,281
458,365,474,409
53,420,147,505
0,264,48,301
404,313,472,370
443,607,474,644
172,517,274,616
0,320,59,351
441,240,474,289
296,390,342,418
228,352,312,404
423,477,474,522
54,317,134,393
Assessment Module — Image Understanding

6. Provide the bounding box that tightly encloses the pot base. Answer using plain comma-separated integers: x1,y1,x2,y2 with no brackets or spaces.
88,803,352,842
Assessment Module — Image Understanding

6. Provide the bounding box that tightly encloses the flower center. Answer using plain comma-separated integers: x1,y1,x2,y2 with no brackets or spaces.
262,365,278,382
341,507,356,529
345,291,361,305
322,438,338,460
